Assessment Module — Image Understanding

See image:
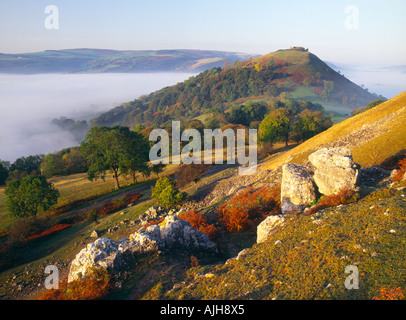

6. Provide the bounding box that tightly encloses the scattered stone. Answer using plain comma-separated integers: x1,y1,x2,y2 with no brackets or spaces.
90,230,100,238
236,249,249,260
281,163,316,214
257,215,286,243
312,219,323,225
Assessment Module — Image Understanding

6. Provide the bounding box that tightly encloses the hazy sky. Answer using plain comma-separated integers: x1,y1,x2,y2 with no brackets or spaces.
0,0,405,65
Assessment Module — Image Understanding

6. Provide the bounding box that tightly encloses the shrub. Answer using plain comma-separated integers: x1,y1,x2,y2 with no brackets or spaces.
217,186,281,232
25,224,71,242
151,177,185,208
7,216,52,246
191,256,199,267
392,156,406,182
373,287,405,300
174,163,211,188
178,209,218,239
141,217,165,230
86,210,98,224
38,268,112,300
88,192,142,217
305,188,360,215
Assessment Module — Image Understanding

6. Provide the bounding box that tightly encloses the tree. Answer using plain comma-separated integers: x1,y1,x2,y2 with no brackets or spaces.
321,80,334,102
259,108,292,146
40,148,88,178
80,126,150,189
0,162,9,185
9,154,44,180
151,177,185,208
40,154,65,178
291,109,333,142
121,130,151,183
5,175,59,218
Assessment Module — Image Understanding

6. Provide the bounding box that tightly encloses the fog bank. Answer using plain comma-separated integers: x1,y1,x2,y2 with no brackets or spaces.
0,73,194,162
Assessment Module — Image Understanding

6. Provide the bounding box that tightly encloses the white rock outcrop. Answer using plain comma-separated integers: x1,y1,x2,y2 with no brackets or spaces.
68,215,217,282
281,163,316,213
309,147,360,196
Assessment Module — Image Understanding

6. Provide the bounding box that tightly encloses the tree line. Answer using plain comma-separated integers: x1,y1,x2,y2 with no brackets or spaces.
1,97,336,219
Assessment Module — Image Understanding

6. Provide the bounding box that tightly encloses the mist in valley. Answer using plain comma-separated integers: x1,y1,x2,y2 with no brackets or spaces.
0,73,194,162
0,66,404,164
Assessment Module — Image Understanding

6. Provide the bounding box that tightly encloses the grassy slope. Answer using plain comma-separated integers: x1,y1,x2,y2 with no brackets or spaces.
139,91,406,300
261,90,406,170
163,183,406,300
1,91,404,300
240,49,376,114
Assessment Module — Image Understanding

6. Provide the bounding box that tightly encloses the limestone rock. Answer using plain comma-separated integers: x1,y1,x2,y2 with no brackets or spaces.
257,215,286,243
68,238,121,282
68,212,217,282
309,148,360,196
281,163,316,213
90,230,100,238
157,215,217,252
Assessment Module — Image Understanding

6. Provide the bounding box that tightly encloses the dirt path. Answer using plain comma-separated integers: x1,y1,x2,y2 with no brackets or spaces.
59,182,154,220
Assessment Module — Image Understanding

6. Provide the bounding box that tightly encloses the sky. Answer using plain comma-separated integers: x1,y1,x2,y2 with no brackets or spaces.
0,0,406,66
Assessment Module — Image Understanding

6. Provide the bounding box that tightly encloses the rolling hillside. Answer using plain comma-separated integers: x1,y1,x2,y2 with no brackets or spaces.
0,49,256,74
0,90,404,300
91,48,378,128
138,90,406,301
261,90,406,170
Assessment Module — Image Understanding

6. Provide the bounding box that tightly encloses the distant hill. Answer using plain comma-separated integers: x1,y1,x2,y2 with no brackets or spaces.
91,48,379,128
0,48,257,73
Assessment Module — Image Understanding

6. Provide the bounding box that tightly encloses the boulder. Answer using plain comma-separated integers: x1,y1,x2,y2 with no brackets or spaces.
309,148,360,196
68,238,122,282
281,163,316,213
68,213,217,282
157,215,217,252
257,215,286,243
